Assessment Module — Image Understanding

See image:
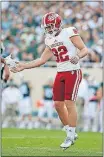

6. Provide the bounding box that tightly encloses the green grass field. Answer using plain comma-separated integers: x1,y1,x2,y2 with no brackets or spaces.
2,128,103,156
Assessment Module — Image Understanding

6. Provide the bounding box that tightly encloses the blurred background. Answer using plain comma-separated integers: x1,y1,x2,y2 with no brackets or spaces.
1,1,103,132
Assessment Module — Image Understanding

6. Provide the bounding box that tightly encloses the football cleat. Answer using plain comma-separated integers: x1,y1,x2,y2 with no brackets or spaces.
60,136,74,150
60,133,78,150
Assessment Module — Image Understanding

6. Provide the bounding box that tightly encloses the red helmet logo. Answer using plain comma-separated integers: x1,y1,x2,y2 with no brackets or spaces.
48,14,55,21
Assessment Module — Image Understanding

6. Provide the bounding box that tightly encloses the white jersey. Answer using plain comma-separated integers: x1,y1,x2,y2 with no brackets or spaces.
45,27,80,72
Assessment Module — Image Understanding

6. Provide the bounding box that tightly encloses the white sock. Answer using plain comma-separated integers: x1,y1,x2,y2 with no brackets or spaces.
64,125,75,137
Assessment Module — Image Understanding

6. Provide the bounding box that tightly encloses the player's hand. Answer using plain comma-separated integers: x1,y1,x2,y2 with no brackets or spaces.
10,62,25,73
70,55,80,64
1,57,6,64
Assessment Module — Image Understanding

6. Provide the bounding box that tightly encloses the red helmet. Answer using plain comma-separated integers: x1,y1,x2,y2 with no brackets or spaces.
41,12,62,36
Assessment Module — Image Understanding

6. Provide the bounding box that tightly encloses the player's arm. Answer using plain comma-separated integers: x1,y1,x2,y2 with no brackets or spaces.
67,27,88,64
71,36,88,58
70,36,88,64
10,47,53,73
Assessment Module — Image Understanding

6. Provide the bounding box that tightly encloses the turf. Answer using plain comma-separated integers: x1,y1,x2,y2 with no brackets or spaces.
2,128,103,156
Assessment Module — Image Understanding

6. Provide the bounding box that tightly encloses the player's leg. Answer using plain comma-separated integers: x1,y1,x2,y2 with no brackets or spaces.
53,72,76,149
60,100,77,149
65,100,77,127
53,73,69,126
54,101,69,126
65,70,82,125
54,100,78,146
60,70,82,149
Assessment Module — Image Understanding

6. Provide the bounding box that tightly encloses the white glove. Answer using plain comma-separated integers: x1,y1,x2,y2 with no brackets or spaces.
5,55,18,68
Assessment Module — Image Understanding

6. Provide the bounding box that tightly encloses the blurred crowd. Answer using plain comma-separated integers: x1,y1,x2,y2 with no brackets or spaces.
1,74,103,133
1,1,103,67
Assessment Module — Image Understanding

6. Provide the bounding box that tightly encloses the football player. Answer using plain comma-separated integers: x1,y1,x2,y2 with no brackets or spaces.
11,12,88,149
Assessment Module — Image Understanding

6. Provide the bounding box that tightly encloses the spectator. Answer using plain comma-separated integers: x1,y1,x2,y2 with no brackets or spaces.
1,1,103,66
34,78,54,129
86,76,99,132
2,79,22,128
25,40,39,61
77,73,89,131
18,76,33,129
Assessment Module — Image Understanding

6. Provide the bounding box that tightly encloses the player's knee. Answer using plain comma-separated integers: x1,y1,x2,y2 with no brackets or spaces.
54,101,63,110
64,100,75,107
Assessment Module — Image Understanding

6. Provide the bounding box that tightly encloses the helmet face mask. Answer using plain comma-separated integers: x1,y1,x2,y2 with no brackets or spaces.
41,12,62,37
45,24,54,34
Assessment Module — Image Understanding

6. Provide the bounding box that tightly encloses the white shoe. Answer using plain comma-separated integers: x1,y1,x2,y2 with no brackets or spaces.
60,132,78,150
60,136,74,149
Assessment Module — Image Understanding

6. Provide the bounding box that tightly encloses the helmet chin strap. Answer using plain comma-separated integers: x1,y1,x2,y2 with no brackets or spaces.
55,28,62,36
51,30,58,37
